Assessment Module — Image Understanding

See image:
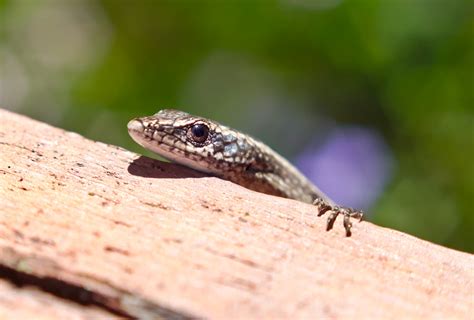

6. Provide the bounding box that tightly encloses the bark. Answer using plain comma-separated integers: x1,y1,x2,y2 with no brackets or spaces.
0,108,472,319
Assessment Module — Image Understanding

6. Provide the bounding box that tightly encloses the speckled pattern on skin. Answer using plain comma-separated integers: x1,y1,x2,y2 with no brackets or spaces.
128,109,363,236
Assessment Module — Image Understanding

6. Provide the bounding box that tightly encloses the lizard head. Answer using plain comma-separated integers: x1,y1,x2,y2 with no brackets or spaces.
127,109,260,175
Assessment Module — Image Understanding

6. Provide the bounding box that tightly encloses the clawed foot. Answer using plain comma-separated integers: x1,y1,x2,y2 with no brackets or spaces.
312,198,364,237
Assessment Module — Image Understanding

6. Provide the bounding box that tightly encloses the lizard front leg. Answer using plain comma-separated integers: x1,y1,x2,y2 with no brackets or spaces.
312,198,364,237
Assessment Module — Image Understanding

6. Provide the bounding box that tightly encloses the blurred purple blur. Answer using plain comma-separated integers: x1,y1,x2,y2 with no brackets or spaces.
295,126,394,212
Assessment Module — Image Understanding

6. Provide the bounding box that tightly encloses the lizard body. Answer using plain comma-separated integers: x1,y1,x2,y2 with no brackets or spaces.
128,109,363,235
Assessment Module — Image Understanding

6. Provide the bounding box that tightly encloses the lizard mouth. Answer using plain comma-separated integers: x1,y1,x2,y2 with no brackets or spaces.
127,118,146,142
127,119,147,148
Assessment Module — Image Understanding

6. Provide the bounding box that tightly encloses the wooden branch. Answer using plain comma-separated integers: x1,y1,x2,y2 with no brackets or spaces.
0,108,472,319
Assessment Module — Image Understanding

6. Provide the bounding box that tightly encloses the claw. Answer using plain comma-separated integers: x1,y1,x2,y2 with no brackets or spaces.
326,210,338,231
313,197,363,237
343,212,352,237
313,198,331,216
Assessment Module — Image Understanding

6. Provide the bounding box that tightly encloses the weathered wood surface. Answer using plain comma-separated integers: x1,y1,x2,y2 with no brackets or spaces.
0,108,472,319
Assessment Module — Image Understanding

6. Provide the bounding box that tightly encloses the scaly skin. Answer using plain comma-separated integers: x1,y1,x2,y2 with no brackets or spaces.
128,109,363,236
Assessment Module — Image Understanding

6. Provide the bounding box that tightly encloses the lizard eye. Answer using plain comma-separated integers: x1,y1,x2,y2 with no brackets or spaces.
189,123,209,143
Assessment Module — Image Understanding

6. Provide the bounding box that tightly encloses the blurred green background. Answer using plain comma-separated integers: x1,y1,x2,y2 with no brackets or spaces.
0,0,472,252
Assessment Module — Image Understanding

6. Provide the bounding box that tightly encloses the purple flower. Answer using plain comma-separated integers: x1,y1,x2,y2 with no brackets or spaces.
295,126,394,211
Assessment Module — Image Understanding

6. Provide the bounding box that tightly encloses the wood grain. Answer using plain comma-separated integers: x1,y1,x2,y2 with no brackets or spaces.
0,108,472,319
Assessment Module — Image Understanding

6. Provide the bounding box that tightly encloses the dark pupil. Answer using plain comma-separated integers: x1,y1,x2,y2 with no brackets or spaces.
191,124,208,142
